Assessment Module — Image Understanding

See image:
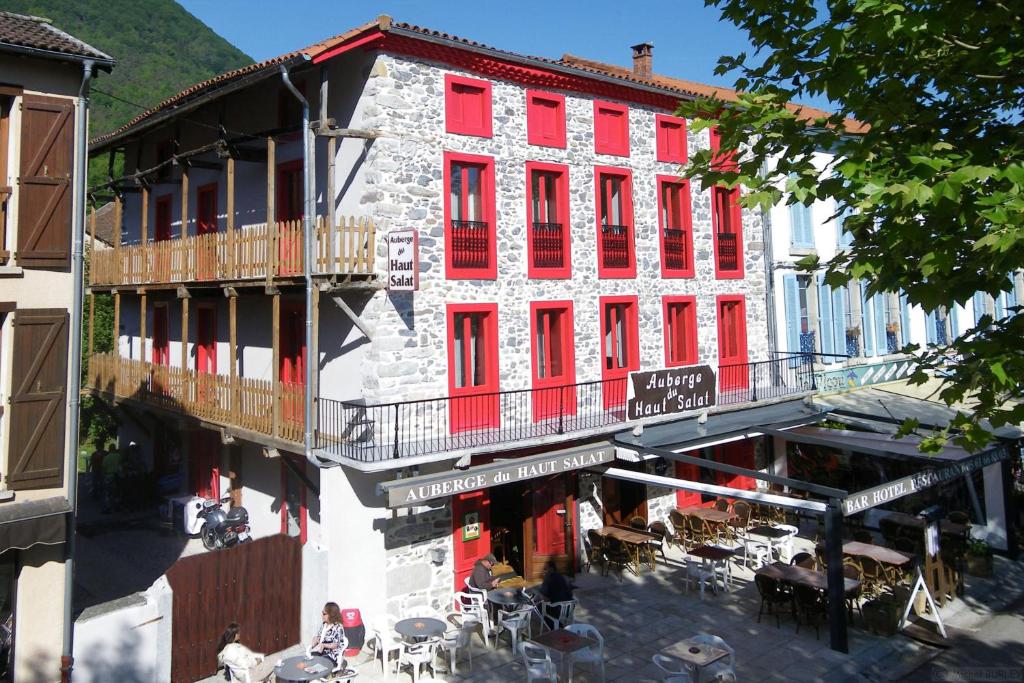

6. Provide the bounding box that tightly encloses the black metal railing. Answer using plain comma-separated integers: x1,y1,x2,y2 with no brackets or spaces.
663,228,688,271
450,220,490,270
601,224,630,269
317,355,830,463
717,232,739,271
531,222,565,269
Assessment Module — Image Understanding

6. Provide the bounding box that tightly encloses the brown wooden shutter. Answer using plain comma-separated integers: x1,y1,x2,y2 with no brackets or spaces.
16,95,74,268
7,309,68,490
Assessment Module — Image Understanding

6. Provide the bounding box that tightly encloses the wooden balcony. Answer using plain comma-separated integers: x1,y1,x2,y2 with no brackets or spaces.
86,353,305,445
89,216,375,288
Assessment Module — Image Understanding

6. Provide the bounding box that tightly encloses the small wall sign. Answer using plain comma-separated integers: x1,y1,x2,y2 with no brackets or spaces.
387,229,418,291
626,366,716,420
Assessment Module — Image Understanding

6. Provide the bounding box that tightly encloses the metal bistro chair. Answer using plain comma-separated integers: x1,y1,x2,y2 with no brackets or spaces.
754,574,793,628
794,586,828,640
586,529,609,576
520,641,557,683
790,552,815,569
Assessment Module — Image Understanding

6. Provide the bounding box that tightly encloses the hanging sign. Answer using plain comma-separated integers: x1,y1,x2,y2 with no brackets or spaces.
626,366,716,420
387,229,418,290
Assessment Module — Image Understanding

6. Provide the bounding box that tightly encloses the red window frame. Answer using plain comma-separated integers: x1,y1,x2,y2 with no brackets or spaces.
593,100,630,157
445,74,493,138
444,151,497,279
154,195,172,241
712,185,745,279
529,301,576,422
655,114,687,164
526,90,566,148
663,296,698,367
525,161,571,279
196,303,217,375
709,125,738,171
151,303,169,366
599,295,639,409
594,166,636,278
196,183,218,235
446,303,500,432
280,454,308,544
716,294,749,390
657,175,694,278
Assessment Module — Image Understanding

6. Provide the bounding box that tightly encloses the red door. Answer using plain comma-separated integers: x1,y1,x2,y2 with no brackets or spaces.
196,183,218,279
277,161,303,275
530,475,574,578
151,305,169,366
197,305,217,404
674,460,703,509
453,490,491,592
154,195,172,281
717,296,749,391
189,430,220,500
715,441,756,491
279,303,306,424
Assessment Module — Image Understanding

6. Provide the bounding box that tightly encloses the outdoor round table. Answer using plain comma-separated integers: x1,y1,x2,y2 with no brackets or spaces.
395,617,446,641
747,525,792,539
488,587,530,608
274,654,335,682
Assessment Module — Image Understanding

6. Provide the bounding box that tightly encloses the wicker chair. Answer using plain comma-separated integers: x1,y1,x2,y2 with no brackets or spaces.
843,558,865,621
586,529,608,576
860,557,887,597
648,521,669,560
729,501,752,533
668,510,688,550
603,536,636,579
794,585,828,639
686,515,709,548
791,552,815,568
714,499,730,512
754,574,793,628
629,515,648,530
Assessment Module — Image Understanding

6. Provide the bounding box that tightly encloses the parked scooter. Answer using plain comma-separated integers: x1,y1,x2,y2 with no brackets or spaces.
197,495,251,550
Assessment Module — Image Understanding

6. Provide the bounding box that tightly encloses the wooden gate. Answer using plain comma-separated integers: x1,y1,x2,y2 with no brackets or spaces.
166,534,302,682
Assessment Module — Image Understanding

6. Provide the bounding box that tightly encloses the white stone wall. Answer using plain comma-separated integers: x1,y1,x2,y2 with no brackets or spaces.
382,504,454,618
343,52,770,410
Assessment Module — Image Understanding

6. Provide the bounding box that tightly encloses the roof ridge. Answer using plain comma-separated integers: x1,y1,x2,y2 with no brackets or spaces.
0,11,52,24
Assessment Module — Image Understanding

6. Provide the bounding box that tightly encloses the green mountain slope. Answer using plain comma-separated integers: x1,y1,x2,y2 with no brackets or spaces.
3,0,253,135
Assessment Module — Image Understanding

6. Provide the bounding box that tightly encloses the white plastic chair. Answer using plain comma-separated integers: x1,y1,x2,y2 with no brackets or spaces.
369,614,403,679
737,535,771,570
454,590,491,647
689,634,736,683
438,617,473,676
224,666,252,683
464,575,488,596
520,641,557,682
771,524,799,563
497,605,533,653
652,654,694,683
685,560,718,599
566,623,605,682
397,637,438,683
539,599,576,632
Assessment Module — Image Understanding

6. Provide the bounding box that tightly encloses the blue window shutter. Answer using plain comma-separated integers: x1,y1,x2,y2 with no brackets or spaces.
861,282,876,356
1007,277,1019,316
832,285,847,359
899,292,911,347
973,292,986,325
925,310,937,345
817,275,835,363
836,207,854,248
949,305,960,338
783,274,800,367
995,292,1007,320
873,293,886,354
790,204,813,248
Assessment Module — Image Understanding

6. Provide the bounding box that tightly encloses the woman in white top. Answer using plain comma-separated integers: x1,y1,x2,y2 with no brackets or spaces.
310,602,348,667
216,622,275,683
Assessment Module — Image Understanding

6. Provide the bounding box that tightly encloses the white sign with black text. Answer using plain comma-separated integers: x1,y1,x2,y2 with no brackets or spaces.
387,229,418,291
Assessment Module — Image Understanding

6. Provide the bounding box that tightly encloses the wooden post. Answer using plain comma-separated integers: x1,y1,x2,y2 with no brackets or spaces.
139,292,147,363
272,291,280,439
227,156,235,278
88,292,95,356
114,193,123,281
113,291,121,362
327,136,336,273
180,166,189,279
88,204,96,284
229,292,238,424
266,137,276,284
824,503,848,654
180,295,189,372
140,186,149,244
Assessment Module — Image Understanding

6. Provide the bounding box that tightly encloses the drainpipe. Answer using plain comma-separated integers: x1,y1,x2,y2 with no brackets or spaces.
279,65,315,463
760,161,779,358
62,58,94,683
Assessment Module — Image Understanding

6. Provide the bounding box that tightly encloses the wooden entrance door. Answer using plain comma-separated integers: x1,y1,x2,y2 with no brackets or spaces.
196,304,217,403
526,475,575,579
674,459,703,508
717,296,749,391
188,430,220,500
603,461,648,526
196,183,218,279
154,195,172,280
453,490,490,592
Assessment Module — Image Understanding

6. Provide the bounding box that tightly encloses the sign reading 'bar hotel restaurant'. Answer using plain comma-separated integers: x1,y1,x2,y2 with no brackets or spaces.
626,366,716,421
383,444,615,507
841,446,1009,516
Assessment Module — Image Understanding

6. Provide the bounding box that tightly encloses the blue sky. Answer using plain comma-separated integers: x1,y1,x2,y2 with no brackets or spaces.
179,0,829,109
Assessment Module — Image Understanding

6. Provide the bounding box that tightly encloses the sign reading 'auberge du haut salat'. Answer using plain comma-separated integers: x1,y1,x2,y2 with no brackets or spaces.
626,366,716,420
387,229,418,290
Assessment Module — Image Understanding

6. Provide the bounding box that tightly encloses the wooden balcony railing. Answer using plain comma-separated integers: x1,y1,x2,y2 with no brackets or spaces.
0,186,10,264
90,215,375,286
86,353,305,443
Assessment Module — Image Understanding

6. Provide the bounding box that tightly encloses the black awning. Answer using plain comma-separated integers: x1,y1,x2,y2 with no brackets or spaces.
0,496,70,553
614,398,829,451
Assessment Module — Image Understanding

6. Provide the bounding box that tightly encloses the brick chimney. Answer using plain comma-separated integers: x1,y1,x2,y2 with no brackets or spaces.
631,42,654,79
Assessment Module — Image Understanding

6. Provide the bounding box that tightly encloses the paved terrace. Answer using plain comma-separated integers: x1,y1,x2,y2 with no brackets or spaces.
200,531,1024,683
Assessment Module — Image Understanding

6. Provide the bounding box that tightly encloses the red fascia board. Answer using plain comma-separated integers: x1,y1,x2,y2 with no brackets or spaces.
311,30,386,64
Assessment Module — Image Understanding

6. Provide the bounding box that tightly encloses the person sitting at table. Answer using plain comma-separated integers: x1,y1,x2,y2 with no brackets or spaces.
216,622,275,682
469,553,501,590
310,602,348,668
536,560,576,629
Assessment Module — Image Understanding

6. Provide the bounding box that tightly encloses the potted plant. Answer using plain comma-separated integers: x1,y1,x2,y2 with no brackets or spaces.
965,538,994,577
885,321,900,334
846,326,861,339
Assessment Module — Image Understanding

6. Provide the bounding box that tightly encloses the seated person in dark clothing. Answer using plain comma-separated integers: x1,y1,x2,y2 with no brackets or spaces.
536,560,576,628
469,553,501,590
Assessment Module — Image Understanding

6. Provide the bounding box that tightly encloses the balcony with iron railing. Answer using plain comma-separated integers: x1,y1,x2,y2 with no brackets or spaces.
317,354,825,464
89,215,375,287
531,222,565,269
716,232,739,272
450,220,490,270
663,228,688,271
600,224,630,270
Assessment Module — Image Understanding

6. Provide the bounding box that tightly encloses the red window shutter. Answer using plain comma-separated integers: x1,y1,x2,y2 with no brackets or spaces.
594,101,629,157
17,95,74,268
655,115,687,164
526,91,566,148
8,308,68,490
445,75,492,138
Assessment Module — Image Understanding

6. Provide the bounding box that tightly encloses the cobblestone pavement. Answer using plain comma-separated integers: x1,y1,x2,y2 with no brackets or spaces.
196,536,1024,683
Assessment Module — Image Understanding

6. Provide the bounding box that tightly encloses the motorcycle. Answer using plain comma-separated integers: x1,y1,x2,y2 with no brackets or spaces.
198,495,251,550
